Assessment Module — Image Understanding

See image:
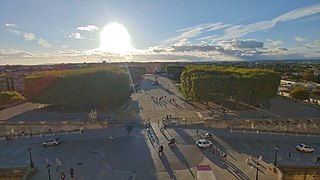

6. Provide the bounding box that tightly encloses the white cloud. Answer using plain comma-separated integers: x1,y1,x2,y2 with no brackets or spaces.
61,45,68,48
295,36,307,43
265,39,283,46
69,32,85,39
166,22,232,43
5,23,17,28
76,25,100,32
214,4,320,41
38,38,53,48
305,40,320,49
23,33,35,41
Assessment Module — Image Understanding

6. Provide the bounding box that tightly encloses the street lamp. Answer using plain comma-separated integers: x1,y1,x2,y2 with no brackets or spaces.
255,162,260,180
274,145,279,166
27,148,34,168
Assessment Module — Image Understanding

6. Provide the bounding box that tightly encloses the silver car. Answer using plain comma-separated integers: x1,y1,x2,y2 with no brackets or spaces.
196,139,213,148
296,143,314,153
42,138,60,146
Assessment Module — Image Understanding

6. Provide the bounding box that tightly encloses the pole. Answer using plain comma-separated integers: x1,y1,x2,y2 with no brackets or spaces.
27,148,34,168
255,162,259,180
274,145,279,166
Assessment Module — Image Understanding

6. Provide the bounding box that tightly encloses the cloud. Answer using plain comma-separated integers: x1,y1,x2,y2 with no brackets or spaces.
5,23,17,28
166,22,232,43
265,39,283,46
23,33,35,41
304,40,320,49
69,32,85,39
38,38,53,48
214,4,320,41
76,25,100,32
61,45,68,48
295,36,307,43
6,24,53,47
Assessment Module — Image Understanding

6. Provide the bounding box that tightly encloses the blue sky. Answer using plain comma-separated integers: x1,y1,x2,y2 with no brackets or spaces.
0,0,320,64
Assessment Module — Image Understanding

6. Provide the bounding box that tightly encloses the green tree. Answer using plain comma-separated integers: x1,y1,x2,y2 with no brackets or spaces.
0,91,25,106
166,65,186,82
181,65,280,106
289,88,310,101
24,66,132,109
303,70,316,82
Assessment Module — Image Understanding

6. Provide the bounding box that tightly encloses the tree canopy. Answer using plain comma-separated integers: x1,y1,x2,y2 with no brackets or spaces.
0,91,25,106
289,87,310,101
180,65,280,106
166,65,186,82
24,66,132,109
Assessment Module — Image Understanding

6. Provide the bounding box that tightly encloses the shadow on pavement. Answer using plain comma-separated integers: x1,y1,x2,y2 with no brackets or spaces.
173,127,195,144
170,146,195,177
159,154,177,180
225,159,250,180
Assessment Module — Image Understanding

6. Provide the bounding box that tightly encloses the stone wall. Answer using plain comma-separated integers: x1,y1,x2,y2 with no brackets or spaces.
0,120,108,138
205,118,320,135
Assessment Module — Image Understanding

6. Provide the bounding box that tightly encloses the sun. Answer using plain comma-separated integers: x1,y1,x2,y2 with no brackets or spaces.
100,23,133,54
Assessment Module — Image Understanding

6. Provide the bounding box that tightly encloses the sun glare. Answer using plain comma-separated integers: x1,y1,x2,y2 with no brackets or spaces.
100,23,133,54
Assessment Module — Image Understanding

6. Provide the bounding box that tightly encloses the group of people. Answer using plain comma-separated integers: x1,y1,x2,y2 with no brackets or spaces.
151,96,167,101
211,145,227,161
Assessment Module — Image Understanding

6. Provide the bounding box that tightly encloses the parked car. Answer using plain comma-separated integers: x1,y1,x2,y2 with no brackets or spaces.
296,143,314,153
43,138,60,146
205,133,213,139
196,139,213,148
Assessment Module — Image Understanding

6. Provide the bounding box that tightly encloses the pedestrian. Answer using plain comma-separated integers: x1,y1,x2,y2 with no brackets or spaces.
158,145,164,156
196,129,199,134
316,157,320,164
61,172,65,180
69,168,74,178
45,158,50,167
288,152,291,158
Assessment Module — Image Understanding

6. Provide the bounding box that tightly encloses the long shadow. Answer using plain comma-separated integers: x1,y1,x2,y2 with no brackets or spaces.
159,154,177,180
203,148,228,169
173,127,195,144
225,159,250,180
170,146,195,177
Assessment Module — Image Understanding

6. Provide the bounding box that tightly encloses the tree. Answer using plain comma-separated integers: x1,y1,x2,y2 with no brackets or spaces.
24,66,132,109
166,65,186,82
303,70,316,82
289,88,310,101
180,65,280,106
0,91,25,106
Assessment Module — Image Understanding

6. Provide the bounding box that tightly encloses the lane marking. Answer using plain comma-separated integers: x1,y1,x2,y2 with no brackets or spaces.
238,139,251,151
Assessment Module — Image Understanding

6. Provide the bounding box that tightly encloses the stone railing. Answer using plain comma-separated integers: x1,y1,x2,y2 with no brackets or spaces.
0,120,108,138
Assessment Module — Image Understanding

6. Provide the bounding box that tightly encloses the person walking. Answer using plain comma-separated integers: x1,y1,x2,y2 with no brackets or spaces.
61,172,65,180
316,157,320,164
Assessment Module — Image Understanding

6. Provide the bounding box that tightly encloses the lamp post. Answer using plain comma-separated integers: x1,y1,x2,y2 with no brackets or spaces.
274,145,279,166
255,162,260,180
27,148,34,168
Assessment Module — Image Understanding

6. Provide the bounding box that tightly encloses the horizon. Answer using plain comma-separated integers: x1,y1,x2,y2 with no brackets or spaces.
1,0,320,65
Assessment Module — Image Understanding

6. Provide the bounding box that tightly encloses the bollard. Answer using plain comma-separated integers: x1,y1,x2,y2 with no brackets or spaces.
230,128,233,133
295,132,297,137
243,129,246,134
307,134,310,137
65,131,68,135
256,130,259,134
282,132,285,136
269,131,271,135
259,155,263,161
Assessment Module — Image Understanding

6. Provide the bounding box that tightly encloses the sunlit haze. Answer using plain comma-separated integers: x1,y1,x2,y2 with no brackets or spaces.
0,0,320,64
100,23,133,54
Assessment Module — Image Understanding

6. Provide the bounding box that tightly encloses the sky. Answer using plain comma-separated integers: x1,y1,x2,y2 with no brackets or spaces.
0,0,320,65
